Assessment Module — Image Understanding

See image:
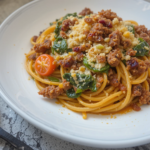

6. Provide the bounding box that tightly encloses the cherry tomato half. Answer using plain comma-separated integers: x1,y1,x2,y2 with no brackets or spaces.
35,54,56,76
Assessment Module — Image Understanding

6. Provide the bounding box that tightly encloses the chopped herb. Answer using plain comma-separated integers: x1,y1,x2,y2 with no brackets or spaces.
54,21,62,38
62,13,78,21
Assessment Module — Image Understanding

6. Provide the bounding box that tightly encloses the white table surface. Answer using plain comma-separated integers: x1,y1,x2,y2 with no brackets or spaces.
0,0,150,149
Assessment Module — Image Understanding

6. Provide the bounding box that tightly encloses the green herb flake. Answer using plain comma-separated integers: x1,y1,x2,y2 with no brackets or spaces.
48,77,60,82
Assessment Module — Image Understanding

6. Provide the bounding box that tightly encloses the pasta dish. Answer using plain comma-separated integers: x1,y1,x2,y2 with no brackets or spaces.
25,8,150,119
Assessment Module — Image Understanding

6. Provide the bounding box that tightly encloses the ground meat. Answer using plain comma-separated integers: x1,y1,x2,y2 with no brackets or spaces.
108,68,114,76
33,36,38,42
73,43,91,52
92,23,112,36
58,56,74,68
97,75,104,83
139,88,150,105
132,61,147,76
126,57,138,69
121,39,132,49
96,75,104,88
34,40,51,53
135,25,150,43
126,58,148,76
140,33,150,42
38,85,64,99
131,103,141,111
83,30,90,37
108,69,120,87
84,18,94,24
148,30,150,37
132,84,142,97
135,25,148,35
109,74,119,87
63,79,72,91
97,55,106,63
99,9,122,21
88,33,103,43
119,84,127,92
28,53,36,60
79,8,93,16
74,53,84,61
107,48,122,67
126,48,137,56
109,30,122,47
60,31,68,39
98,18,112,28
145,60,150,67
70,62,82,70
61,19,75,31
88,23,111,42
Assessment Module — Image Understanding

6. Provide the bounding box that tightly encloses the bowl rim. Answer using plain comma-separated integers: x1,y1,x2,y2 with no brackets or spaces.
0,0,150,148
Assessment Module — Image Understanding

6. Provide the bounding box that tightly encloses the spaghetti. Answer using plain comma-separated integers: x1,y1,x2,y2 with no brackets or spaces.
25,8,150,119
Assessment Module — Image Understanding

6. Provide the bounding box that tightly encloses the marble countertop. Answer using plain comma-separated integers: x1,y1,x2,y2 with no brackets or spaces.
0,0,150,150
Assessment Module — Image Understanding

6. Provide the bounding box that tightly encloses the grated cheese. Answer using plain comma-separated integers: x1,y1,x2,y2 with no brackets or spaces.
125,55,131,60
112,18,119,25
67,18,92,48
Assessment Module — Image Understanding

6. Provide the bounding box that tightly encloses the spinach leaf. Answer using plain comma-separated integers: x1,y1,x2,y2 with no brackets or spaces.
76,88,83,93
126,25,135,34
63,73,76,85
76,74,97,92
52,36,67,54
133,38,149,56
89,79,97,92
83,57,110,74
63,73,97,94
66,88,82,98
48,77,60,82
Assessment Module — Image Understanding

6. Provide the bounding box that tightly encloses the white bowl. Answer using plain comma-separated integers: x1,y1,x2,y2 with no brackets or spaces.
0,0,150,148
